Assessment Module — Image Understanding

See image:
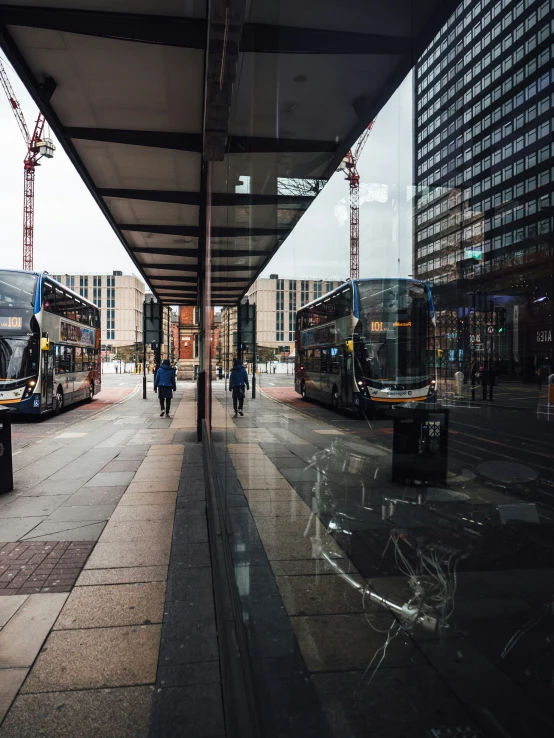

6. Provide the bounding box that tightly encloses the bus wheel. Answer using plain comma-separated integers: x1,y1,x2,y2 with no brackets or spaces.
87,381,94,402
301,381,308,400
331,387,340,411
54,387,64,414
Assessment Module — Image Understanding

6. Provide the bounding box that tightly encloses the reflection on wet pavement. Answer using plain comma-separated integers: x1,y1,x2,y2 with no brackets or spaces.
214,387,554,737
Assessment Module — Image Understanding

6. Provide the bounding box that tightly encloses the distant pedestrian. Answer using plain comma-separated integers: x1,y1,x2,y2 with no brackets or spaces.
229,358,249,417
538,361,550,390
154,358,176,417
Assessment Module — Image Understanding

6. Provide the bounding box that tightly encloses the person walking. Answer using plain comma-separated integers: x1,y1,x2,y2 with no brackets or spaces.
154,358,177,417
229,358,249,417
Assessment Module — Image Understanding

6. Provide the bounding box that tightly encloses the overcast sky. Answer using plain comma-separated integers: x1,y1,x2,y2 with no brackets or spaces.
261,72,414,281
1,56,412,287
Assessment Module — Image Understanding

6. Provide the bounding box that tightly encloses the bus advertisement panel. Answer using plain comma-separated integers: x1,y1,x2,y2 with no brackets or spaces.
0,270,101,414
295,278,435,415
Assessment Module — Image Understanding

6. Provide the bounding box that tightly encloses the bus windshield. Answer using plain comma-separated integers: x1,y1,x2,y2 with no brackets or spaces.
0,271,38,334
0,335,39,381
356,280,431,384
0,271,37,308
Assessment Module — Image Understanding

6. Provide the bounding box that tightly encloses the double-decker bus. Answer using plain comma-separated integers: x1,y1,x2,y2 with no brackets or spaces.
295,278,435,415
0,270,101,414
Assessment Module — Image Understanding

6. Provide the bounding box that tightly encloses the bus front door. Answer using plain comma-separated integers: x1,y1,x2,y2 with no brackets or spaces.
341,354,353,407
42,347,54,410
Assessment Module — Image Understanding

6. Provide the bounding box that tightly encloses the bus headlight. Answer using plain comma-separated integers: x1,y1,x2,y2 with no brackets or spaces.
22,384,35,399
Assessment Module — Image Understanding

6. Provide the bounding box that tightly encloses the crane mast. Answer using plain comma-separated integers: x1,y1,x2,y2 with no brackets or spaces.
340,120,375,280
0,57,54,271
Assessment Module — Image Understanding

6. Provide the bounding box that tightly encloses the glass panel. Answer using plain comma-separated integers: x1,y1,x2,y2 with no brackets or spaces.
207,0,554,735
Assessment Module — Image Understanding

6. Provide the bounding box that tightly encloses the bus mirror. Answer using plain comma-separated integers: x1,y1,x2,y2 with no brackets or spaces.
40,337,50,351
345,340,354,353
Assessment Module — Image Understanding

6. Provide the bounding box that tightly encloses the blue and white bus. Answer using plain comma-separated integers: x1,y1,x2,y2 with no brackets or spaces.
295,278,436,415
0,270,101,414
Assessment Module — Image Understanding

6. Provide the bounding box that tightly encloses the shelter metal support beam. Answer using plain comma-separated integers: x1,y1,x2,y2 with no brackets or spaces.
98,188,315,207
144,264,256,273
67,128,338,154
0,6,410,55
129,246,255,258
150,275,249,284
119,223,287,238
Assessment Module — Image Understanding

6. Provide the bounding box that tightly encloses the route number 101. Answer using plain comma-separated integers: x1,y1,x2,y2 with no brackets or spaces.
371,321,384,332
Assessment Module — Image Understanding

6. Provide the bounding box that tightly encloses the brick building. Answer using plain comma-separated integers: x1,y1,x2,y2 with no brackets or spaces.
177,306,218,379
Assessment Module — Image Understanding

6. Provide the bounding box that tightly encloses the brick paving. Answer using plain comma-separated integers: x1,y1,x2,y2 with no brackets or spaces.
0,542,95,596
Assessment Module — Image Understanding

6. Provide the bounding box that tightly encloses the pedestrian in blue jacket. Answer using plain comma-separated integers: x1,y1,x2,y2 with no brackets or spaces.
229,358,249,417
154,358,177,417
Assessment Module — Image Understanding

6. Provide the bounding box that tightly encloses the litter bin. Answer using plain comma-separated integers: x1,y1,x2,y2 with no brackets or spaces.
389,403,448,487
0,406,13,493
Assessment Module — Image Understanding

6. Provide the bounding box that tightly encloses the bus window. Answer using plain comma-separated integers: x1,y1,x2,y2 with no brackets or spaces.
55,345,74,373
321,348,330,373
74,347,83,372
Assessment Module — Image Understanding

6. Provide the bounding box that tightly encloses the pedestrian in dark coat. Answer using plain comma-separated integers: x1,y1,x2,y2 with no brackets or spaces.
154,358,177,417
229,358,249,417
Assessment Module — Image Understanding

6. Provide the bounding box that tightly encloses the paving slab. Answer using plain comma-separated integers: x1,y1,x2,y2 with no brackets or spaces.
21,521,106,542
76,566,168,587
44,504,117,523
109,504,176,522
133,469,180,482
0,686,153,738
84,472,136,487
147,445,185,456
125,481,179,493
100,520,173,544
0,668,28,724
119,492,177,506
0,593,68,668
22,624,161,693
101,459,143,473
55,582,166,629
85,540,171,569
63,486,128,507
149,683,224,738
0,518,45,542
0,496,71,519
0,596,27,628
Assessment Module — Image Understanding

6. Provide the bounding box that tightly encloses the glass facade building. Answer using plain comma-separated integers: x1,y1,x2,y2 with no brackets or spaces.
415,0,554,380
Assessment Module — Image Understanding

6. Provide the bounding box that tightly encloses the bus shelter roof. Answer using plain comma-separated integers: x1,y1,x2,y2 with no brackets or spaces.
0,1,456,305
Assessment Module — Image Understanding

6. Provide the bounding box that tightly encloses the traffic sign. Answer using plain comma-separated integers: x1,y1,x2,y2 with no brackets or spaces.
487,325,494,334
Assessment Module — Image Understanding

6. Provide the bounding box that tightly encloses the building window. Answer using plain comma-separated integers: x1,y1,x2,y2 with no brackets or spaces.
300,280,310,306
276,280,285,341
313,281,322,299
325,281,334,293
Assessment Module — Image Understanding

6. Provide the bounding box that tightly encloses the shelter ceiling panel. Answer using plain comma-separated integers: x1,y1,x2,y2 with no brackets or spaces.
211,255,265,267
8,26,204,131
228,52,399,142
124,231,198,250
248,0,438,37
104,199,199,228
211,204,290,229
212,152,330,189
1,0,207,17
140,255,198,267
70,142,201,191
210,235,277,253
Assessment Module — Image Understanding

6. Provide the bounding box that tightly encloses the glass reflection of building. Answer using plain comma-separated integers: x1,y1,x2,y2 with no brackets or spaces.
414,0,554,381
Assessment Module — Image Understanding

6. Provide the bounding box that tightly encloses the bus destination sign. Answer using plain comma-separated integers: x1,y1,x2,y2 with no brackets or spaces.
0,316,23,330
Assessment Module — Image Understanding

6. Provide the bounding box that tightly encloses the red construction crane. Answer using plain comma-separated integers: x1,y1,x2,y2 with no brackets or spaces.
339,120,375,280
0,57,54,271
